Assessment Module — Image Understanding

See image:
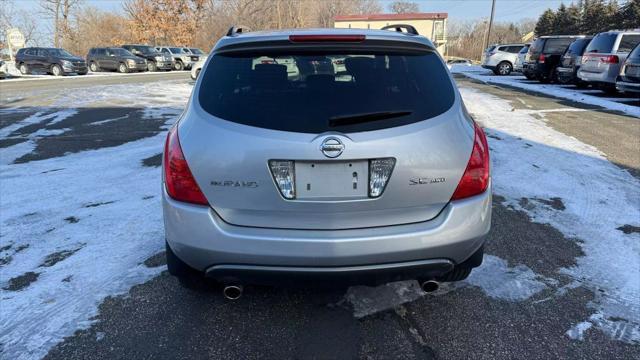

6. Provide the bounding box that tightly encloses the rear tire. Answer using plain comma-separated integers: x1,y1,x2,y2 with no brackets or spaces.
166,241,200,277
524,73,536,80
51,64,63,76
436,245,484,283
496,61,512,76
19,63,29,75
89,61,99,72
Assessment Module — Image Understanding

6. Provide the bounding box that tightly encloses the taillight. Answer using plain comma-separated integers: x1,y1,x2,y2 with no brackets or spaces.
600,55,619,64
289,34,365,42
539,53,546,63
451,122,490,201
164,126,208,205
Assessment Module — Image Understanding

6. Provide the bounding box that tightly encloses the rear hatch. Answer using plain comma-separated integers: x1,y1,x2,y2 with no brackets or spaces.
182,36,473,230
581,33,617,74
620,44,640,82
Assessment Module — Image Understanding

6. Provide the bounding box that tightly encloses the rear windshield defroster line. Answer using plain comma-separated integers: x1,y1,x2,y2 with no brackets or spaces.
198,50,455,134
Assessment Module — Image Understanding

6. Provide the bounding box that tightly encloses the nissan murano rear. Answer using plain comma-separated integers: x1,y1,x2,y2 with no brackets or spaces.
162,28,491,296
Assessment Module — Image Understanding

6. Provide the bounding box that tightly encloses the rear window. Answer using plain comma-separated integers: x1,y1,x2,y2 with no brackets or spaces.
543,38,575,54
198,51,455,133
628,44,640,60
565,38,591,55
617,34,640,53
585,33,617,53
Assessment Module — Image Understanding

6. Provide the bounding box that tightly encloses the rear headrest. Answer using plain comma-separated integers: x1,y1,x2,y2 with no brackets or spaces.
252,64,287,87
306,74,334,90
345,57,375,78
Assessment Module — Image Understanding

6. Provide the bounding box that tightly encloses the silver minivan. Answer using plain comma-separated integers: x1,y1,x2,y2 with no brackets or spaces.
163,28,492,296
578,30,640,92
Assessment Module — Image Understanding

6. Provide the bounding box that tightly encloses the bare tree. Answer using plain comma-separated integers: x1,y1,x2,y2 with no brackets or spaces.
389,1,419,14
1,0,42,47
40,0,81,47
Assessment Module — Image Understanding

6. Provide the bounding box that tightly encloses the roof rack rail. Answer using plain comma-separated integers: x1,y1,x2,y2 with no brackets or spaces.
381,24,419,35
226,26,250,37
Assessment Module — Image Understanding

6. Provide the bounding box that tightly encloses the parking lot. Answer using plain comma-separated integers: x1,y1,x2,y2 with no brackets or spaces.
1,67,639,359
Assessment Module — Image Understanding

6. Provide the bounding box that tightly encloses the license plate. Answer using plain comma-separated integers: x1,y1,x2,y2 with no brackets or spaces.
295,161,368,200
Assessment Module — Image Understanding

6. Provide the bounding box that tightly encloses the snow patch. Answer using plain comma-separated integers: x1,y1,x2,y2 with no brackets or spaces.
0,80,193,360
460,86,640,344
452,66,640,117
465,255,549,301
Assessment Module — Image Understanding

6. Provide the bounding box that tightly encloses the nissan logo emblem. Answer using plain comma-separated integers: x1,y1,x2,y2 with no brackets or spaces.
320,137,344,158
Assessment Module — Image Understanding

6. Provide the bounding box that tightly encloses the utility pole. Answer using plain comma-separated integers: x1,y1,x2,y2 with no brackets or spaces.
483,0,496,53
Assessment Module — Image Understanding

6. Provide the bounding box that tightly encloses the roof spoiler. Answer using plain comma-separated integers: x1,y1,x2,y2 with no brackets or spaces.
227,26,251,37
381,24,419,35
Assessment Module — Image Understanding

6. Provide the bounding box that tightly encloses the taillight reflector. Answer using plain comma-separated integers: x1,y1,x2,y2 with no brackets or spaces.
164,126,208,205
539,53,546,63
451,122,490,201
289,34,365,43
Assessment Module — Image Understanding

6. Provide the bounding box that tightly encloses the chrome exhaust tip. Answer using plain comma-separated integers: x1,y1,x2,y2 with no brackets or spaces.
420,280,439,293
222,285,243,300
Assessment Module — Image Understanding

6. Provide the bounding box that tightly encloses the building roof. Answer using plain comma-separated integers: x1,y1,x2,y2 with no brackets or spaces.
334,12,448,22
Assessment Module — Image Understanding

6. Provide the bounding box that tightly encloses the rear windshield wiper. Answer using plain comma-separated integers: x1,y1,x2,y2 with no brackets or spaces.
329,110,412,127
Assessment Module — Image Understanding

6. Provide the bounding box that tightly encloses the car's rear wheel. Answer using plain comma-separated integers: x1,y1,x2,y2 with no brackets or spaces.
51,64,63,76
19,63,29,75
166,241,199,277
496,61,512,76
147,61,157,72
427,245,484,283
89,61,99,72
174,60,183,71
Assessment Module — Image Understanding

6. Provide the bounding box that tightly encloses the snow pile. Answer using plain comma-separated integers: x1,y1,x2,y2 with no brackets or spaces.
452,66,640,118
0,81,193,360
460,87,640,344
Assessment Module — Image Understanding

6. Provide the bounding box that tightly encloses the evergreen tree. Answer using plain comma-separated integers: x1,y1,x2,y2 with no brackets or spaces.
581,0,608,34
604,0,621,29
552,4,569,34
565,3,583,34
619,0,640,29
535,9,556,36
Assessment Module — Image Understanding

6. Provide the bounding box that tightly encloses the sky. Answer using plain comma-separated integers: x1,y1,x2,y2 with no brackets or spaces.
14,0,581,22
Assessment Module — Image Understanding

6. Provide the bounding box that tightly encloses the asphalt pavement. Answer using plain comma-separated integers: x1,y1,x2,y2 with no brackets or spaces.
1,72,638,360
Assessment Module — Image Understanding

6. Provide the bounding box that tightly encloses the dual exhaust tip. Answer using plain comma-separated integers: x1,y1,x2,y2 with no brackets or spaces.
222,281,439,300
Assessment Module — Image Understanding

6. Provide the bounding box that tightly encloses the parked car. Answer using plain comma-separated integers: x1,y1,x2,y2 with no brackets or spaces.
15,47,87,76
481,43,526,75
555,37,593,86
155,47,198,70
514,44,530,73
163,27,491,297
447,58,473,66
616,43,640,94
190,58,205,80
523,35,588,83
578,30,640,93
87,47,147,73
121,44,173,71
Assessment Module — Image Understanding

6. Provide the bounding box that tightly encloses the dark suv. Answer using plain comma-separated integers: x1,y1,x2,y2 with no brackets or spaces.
86,47,147,73
616,43,640,94
15,47,87,76
556,37,593,86
523,35,588,83
121,44,173,71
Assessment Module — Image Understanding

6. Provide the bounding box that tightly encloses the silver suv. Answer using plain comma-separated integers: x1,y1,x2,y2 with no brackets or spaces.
578,30,640,92
155,46,199,70
163,27,491,296
482,43,526,75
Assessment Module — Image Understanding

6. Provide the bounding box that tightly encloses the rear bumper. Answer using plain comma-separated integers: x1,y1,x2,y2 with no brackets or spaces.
163,183,492,275
578,69,616,84
616,80,640,93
